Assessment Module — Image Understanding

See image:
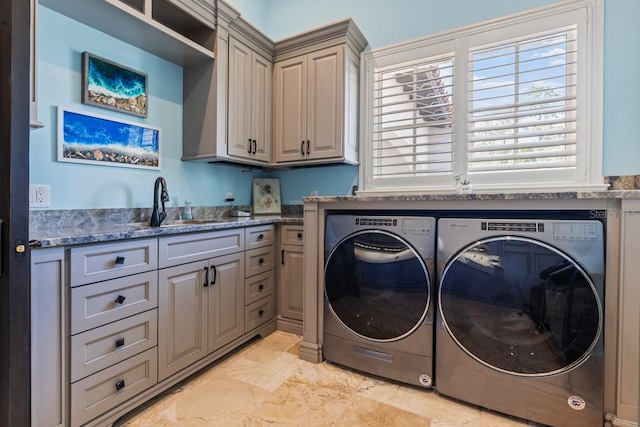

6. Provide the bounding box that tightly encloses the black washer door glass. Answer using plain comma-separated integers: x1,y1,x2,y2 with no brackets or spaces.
325,231,430,341
439,237,601,376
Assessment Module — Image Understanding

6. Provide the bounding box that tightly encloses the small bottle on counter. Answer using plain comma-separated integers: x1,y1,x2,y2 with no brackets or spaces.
182,200,193,220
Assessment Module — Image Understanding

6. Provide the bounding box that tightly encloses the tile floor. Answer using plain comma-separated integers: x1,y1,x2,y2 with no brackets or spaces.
115,331,533,427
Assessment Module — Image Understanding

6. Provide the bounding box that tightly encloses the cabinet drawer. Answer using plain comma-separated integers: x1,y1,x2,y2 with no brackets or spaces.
245,246,274,277
245,270,274,305
280,225,304,246
245,225,275,250
159,228,244,268
70,348,157,427
70,239,158,287
70,310,158,382
165,0,215,29
70,271,158,334
244,294,275,332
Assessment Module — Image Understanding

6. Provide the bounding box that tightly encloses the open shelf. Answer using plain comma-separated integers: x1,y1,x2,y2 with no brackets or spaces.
39,0,215,66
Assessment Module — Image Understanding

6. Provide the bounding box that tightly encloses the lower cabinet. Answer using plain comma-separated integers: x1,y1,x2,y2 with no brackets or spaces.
31,248,67,427
278,225,304,334
32,225,279,427
158,252,244,381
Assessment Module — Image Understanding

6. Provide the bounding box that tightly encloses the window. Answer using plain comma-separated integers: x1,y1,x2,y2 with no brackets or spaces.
360,0,604,194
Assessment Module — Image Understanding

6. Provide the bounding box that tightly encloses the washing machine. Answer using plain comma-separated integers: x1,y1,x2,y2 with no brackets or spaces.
323,213,436,388
436,217,604,426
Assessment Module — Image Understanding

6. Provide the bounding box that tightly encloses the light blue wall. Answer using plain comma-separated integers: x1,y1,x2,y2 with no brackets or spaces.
264,0,561,48
32,1,640,210
32,7,267,210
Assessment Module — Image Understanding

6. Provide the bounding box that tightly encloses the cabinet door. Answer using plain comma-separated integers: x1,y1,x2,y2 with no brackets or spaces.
158,260,208,381
306,45,344,160
280,244,304,321
274,55,308,163
227,36,253,159
31,248,66,427
250,51,272,162
208,252,245,352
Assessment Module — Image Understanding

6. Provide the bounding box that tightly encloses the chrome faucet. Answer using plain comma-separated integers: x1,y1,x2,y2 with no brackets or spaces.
150,177,169,227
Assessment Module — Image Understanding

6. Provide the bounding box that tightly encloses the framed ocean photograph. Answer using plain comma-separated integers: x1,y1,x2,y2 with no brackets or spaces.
82,52,148,117
57,107,161,170
252,178,282,215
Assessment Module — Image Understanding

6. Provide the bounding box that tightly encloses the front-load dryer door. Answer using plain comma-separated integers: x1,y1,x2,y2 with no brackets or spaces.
439,236,602,376
325,230,431,342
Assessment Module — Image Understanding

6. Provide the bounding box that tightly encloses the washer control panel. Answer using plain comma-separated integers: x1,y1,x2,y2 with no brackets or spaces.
402,218,432,235
553,222,599,241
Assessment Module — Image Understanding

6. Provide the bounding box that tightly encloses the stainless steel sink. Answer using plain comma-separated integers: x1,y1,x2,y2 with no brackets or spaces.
160,219,226,227
121,219,226,229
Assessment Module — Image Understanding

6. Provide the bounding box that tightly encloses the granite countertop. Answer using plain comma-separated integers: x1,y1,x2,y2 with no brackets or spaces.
302,190,640,203
30,215,304,248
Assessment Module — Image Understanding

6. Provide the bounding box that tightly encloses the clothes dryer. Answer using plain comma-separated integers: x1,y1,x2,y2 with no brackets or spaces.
324,213,436,388
436,217,604,426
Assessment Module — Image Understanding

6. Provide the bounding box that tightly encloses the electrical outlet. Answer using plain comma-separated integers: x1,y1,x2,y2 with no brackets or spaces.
310,190,318,196
29,185,50,208
225,191,233,200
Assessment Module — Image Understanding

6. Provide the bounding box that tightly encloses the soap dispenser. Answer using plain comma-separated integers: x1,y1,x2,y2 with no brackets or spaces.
182,200,193,220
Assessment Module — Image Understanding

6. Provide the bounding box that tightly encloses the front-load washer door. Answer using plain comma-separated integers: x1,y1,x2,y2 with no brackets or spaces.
439,236,602,377
324,230,431,342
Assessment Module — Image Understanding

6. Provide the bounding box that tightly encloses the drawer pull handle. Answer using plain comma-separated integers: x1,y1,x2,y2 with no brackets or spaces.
258,257,264,265
115,256,125,265
252,139,257,154
115,338,125,348
115,380,125,391
297,232,302,239
281,249,285,265
258,233,264,240
211,265,217,285
258,284,264,291
306,140,310,155
204,266,209,287
300,141,305,155
248,138,252,153
258,309,264,317
115,295,126,304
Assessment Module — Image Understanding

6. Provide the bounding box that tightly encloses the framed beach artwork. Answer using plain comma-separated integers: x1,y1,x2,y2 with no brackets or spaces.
57,107,161,170
252,178,282,215
82,52,148,117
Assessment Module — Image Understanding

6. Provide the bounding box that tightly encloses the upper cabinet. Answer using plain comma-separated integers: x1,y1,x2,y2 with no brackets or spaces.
182,5,275,165
227,36,273,164
39,0,215,66
273,20,366,166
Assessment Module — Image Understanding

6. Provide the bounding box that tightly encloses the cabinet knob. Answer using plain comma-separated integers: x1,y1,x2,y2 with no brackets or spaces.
258,309,264,317
115,256,125,265
115,337,125,349
115,380,125,391
115,295,126,304
297,232,302,239
258,284,264,291
258,234,264,240
258,257,264,265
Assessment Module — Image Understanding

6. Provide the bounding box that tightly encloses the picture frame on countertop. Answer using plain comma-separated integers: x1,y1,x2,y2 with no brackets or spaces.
81,52,148,118
57,106,161,170
252,178,282,215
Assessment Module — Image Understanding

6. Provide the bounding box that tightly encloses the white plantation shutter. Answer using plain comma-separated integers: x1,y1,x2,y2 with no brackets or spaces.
467,28,578,175
372,57,454,186
360,1,603,193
